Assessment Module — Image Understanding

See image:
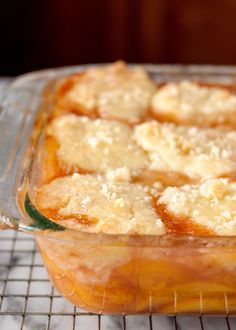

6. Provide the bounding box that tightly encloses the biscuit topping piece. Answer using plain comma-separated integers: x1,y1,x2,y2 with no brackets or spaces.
61,61,156,123
133,121,236,179
36,173,165,235
158,178,236,235
48,114,148,174
151,81,236,126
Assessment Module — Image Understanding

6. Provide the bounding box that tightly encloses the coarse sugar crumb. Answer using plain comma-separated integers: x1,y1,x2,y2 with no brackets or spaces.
134,121,236,179
37,174,166,235
48,114,148,174
151,81,236,126
158,178,236,235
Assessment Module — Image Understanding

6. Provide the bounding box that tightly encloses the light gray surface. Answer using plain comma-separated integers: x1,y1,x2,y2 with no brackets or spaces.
0,78,235,330
0,78,11,100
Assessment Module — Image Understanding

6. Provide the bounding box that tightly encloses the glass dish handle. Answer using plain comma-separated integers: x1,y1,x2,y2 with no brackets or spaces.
0,75,45,231
0,72,66,232
0,215,17,230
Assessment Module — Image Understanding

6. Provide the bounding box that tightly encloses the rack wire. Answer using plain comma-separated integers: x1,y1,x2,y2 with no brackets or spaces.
0,231,236,330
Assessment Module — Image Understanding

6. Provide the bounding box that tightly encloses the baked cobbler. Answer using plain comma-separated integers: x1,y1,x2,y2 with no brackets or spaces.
134,121,236,180
56,61,156,123
152,81,236,127
157,178,236,235
31,62,236,314
35,61,236,236
37,173,165,235
46,114,147,175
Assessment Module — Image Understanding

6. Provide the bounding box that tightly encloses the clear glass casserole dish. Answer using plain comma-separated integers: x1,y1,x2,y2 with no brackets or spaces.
1,64,236,315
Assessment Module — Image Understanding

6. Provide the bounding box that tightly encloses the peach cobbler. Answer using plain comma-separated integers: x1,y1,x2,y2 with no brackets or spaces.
30,62,236,314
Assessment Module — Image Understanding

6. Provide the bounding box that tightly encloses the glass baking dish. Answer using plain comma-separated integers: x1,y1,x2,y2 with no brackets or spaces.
1,64,236,315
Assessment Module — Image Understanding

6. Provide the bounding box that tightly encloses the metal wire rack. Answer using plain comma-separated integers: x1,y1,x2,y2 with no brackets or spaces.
0,231,236,330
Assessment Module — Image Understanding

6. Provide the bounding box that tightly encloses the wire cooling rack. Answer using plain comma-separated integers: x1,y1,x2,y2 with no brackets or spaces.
0,231,236,330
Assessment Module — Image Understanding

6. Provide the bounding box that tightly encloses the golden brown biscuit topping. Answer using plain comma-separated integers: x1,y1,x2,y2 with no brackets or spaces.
34,62,236,236
152,81,236,126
